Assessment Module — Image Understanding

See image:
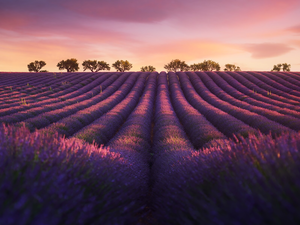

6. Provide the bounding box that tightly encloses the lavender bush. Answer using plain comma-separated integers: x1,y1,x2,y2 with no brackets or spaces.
153,132,300,225
0,123,146,225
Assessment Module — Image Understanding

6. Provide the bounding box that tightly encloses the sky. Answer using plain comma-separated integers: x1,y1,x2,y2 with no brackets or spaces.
0,0,300,72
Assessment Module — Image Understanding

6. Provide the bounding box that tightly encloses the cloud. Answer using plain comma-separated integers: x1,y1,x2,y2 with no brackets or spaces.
243,43,294,59
287,25,300,34
1,0,299,31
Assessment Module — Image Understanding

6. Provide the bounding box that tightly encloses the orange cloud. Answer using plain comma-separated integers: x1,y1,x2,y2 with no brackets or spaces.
243,43,294,59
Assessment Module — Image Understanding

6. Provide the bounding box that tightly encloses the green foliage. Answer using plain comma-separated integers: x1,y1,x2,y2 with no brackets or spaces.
82,60,110,72
112,60,132,72
164,59,189,72
27,60,46,72
189,63,201,71
57,58,79,72
282,63,291,71
140,65,156,72
189,60,221,72
271,63,291,72
272,63,282,71
224,64,241,71
200,60,220,71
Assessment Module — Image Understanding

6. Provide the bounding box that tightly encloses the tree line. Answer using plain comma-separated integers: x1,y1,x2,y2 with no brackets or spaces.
27,59,292,73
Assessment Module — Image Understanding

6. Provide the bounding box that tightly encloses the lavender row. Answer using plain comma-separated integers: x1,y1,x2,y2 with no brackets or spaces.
176,72,257,139
216,71,300,112
198,72,300,131
168,72,227,149
284,71,300,82
0,73,119,125
152,72,194,154
0,72,82,105
226,71,300,106
150,72,198,224
248,71,300,97
0,123,148,224
237,71,300,102
152,131,300,224
0,72,78,100
0,72,112,118
16,73,130,131
259,71,300,95
209,71,300,120
0,73,99,107
107,72,157,163
40,73,140,137
271,71,300,89
150,72,195,222
73,72,149,145
187,72,292,135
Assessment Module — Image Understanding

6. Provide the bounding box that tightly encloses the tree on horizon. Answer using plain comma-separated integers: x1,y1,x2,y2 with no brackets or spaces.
200,60,220,71
112,60,132,72
141,65,156,72
224,64,241,71
164,59,189,72
82,60,110,72
57,59,79,72
271,63,291,72
27,60,46,72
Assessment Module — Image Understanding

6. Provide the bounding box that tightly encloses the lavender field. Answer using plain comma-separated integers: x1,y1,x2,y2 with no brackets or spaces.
1,71,300,225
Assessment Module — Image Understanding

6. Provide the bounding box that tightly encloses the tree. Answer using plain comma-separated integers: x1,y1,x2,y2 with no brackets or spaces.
112,60,132,72
200,60,220,71
224,64,241,71
282,63,291,71
27,60,46,72
190,63,202,71
271,64,282,72
141,65,156,72
82,60,110,72
164,59,189,72
57,58,79,72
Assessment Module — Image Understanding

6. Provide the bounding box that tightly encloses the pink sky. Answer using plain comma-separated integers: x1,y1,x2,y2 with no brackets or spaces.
0,0,300,72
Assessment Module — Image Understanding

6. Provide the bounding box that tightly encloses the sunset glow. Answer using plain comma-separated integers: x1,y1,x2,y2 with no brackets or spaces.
1,0,300,72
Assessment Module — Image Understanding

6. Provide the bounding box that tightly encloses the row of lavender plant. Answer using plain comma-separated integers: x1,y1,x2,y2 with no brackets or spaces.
107,72,157,163
285,71,300,82
0,123,148,224
197,71,300,131
225,71,300,106
208,71,300,120
14,73,130,131
176,72,257,139
150,72,196,224
168,72,227,149
104,73,158,222
187,72,293,135
265,71,300,92
72,72,149,145
0,72,78,100
0,73,113,118
236,71,300,102
40,73,140,137
0,72,81,106
0,73,100,107
0,73,120,126
216,71,300,112
152,130,300,224
0,72,48,88
253,71,300,97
